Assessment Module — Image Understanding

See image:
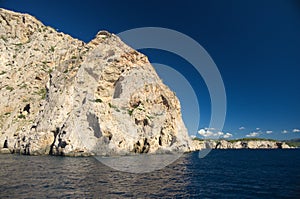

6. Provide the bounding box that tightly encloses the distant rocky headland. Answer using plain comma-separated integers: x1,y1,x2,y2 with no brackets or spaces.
192,138,295,150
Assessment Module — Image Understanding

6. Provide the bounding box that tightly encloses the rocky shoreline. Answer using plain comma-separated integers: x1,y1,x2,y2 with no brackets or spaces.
0,139,295,155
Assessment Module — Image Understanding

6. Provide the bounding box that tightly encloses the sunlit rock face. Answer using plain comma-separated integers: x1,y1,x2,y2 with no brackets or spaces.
0,8,192,156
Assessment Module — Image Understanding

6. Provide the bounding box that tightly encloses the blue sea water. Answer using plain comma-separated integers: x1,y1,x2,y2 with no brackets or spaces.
0,149,300,198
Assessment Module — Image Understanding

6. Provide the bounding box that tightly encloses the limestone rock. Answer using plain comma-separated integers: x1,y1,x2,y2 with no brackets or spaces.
281,142,290,149
192,139,292,150
191,140,206,150
216,140,233,149
0,8,192,156
0,148,11,154
231,141,243,149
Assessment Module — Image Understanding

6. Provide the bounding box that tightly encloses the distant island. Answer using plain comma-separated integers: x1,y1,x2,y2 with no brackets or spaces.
191,137,300,150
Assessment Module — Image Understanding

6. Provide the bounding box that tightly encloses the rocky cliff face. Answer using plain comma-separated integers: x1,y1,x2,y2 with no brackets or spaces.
0,8,192,156
192,139,292,150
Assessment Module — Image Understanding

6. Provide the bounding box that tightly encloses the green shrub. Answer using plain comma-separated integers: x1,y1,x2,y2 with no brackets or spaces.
6,86,14,92
127,109,133,116
0,71,6,75
1,36,8,42
50,46,55,52
227,138,277,143
35,88,47,99
192,137,204,141
18,114,26,119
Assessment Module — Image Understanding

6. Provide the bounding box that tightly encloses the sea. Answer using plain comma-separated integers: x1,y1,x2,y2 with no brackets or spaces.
1,149,300,198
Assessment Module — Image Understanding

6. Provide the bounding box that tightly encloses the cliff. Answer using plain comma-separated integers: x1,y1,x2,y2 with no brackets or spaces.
0,8,192,156
192,139,292,150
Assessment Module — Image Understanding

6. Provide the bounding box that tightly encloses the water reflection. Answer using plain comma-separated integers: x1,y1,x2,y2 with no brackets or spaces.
1,150,300,198
95,153,183,173
0,154,191,198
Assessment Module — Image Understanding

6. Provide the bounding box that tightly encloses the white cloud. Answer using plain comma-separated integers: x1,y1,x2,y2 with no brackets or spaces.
198,129,214,137
292,129,300,133
256,127,260,131
217,131,224,136
266,130,273,134
190,135,196,139
246,132,260,137
198,129,232,139
223,133,233,139
282,130,288,134
239,126,245,130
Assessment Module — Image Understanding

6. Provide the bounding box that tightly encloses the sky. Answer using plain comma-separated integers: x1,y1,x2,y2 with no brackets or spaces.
1,0,300,140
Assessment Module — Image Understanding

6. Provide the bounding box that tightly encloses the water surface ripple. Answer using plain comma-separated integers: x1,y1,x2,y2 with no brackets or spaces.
1,150,300,198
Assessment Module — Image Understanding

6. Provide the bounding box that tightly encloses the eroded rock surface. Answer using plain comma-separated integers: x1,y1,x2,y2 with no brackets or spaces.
0,9,192,156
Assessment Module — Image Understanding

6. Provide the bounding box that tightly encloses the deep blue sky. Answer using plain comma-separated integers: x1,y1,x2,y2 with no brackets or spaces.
1,0,300,140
